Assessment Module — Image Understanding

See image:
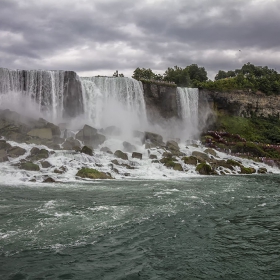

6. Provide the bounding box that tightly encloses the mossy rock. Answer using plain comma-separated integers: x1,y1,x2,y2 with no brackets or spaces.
192,151,209,162
76,168,113,179
226,159,242,167
204,148,217,157
240,166,256,174
173,163,183,171
114,150,128,160
81,145,93,156
257,167,267,174
182,156,197,165
196,163,214,175
19,162,40,171
28,147,49,161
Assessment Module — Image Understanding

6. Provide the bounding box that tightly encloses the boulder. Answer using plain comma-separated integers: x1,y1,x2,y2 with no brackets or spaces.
76,125,106,148
196,163,215,175
240,166,256,174
204,148,217,157
132,152,142,160
257,167,267,174
8,146,26,158
192,151,210,162
27,128,52,139
123,141,136,153
81,145,93,156
0,149,9,162
166,140,180,152
54,166,67,174
76,168,113,179
19,162,40,171
28,147,49,161
41,161,52,168
100,147,113,154
144,132,165,147
62,137,81,150
149,154,157,159
43,177,56,183
114,150,128,160
0,140,11,150
182,156,198,165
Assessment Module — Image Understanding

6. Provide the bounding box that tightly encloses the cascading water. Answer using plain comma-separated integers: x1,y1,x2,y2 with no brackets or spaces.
80,76,147,134
176,87,199,139
0,68,65,121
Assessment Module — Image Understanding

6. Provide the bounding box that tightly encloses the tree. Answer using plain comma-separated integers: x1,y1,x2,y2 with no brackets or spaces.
132,68,156,80
186,64,208,83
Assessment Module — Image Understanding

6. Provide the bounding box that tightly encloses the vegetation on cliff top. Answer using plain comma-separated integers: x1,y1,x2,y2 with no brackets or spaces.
132,62,280,95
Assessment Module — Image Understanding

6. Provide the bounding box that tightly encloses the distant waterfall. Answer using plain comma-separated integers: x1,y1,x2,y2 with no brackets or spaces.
0,68,65,121
176,87,199,137
80,77,147,131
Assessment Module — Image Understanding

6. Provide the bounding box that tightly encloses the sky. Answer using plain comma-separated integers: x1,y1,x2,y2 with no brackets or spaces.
1,0,280,80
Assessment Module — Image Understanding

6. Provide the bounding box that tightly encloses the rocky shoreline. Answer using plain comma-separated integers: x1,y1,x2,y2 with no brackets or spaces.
0,109,276,183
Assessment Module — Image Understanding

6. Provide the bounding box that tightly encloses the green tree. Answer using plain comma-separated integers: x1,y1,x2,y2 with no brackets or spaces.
132,68,156,80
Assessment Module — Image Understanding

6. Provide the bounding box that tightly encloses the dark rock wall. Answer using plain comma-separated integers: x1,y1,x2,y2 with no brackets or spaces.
142,83,179,122
63,71,84,118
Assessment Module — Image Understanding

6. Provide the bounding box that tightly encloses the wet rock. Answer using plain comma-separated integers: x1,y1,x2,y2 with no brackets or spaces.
8,146,26,158
149,154,157,159
182,156,198,165
81,146,93,156
41,161,52,168
100,147,112,154
28,147,49,161
152,160,160,163
166,140,180,152
192,151,210,162
76,125,106,148
43,177,56,183
196,163,215,175
114,150,128,160
144,132,165,147
258,167,267,174
0,140,11,150
19,161,40,171
76,168,113,179
123,141,136,153
62,137,81,150
27,128,53,139
132,152,142,160
239,166,256,174
204,148,217,157
0,149,9,162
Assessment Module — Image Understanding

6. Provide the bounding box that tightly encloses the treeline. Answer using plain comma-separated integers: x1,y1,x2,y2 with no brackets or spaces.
132,64,207,87
132,62,280,95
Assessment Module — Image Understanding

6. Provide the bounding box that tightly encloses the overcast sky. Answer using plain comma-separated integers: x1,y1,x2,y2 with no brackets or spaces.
1,0,280,79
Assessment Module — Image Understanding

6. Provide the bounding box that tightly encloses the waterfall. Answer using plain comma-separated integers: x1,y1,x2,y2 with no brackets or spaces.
80,76,147,132
0,68,65,121
176,87,199,138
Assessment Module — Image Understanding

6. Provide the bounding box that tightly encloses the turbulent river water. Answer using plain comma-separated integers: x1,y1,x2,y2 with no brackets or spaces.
1,175,280,280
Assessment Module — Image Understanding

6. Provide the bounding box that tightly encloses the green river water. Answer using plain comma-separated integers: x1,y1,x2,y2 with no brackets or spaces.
1,175,280,279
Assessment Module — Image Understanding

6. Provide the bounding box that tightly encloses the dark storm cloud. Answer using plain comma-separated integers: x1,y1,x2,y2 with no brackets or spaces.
1,0,280,78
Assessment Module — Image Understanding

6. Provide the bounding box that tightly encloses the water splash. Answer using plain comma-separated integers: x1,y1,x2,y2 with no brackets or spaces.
81,76,147,134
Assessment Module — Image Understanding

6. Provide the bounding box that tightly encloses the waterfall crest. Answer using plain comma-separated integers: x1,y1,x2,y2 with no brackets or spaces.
80,76,147,132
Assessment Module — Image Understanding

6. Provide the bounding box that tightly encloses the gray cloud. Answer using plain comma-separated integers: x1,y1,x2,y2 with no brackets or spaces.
1,0,280,79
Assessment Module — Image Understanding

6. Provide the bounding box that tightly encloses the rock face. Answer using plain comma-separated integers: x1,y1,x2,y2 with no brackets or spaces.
200,89,280,117
76,125,106,148
142,82,179,121
63,71,84,118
